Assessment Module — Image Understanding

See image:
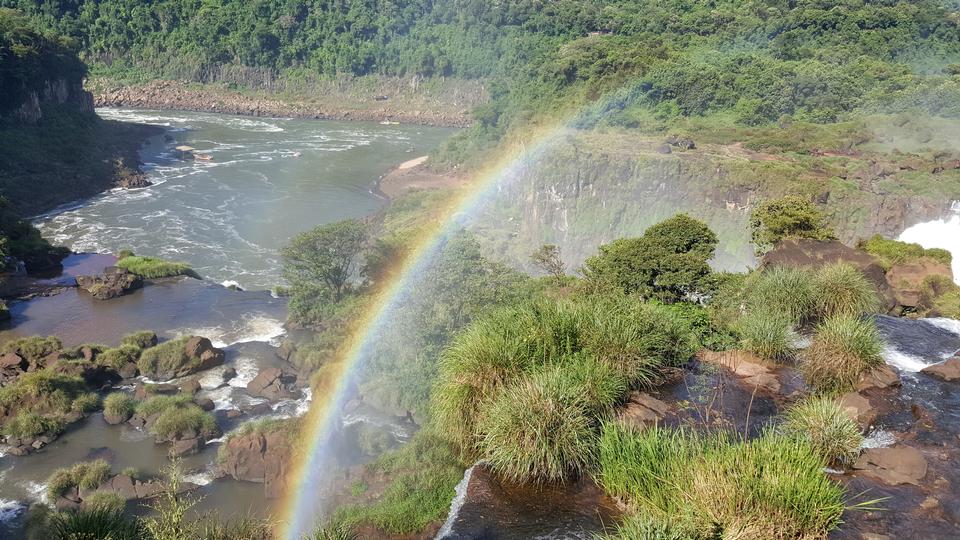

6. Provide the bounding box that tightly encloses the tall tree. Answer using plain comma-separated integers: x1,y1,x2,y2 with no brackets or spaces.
281,219,368,302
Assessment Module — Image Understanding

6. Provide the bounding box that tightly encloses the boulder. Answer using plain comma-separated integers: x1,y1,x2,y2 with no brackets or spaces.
886,259,954,308
118,361,138,379
761,239,897,311
857,364,901,391
222,367,237,383
839,392,876,426
697,350,782,394
170,437,203,457
76,267,143,300
922,357,960,382
194,397,215,411
183,337,225,372
180,378,201,395
617,391,671,428
103,410,130,425
853,446,927,485
218,428,293,498
247,367,299,400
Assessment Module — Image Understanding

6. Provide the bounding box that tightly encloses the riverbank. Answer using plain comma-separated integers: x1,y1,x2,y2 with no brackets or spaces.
376,156,468,199
90,77,486,128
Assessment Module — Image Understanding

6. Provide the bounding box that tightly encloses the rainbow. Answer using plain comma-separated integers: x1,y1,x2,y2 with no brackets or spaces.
276,120,577,538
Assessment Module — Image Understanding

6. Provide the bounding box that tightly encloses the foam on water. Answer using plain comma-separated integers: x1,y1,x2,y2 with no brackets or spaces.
882,345,935,372
436,463,479,539
925,317,960,338
862,429,897,449
176,314,285,349
0,499,26,525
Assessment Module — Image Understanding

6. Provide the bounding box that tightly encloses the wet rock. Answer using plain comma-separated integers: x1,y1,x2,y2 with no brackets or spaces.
171,437,203,457
247,367,299,400
180,378,201,395
857,365,901,391
222,366,237,383
194,397,215,411
218,427,293,499
839,392,876,426
617,391,671,428
886,259,953,308
103,474,138,500
134,480,164,499
922,357,960,382
103,410,131,425
185,336,225,372
853,446,928,485
76,266,143,300
0,352,27,384
118,361,138,379
115,172,152,189
224,408,242,419
696,350,781,394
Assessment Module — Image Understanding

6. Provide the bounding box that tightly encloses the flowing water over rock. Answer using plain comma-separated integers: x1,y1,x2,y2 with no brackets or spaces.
898,201,960,283
35,109,455,290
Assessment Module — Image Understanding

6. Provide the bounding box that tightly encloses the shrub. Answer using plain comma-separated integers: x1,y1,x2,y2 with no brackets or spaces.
2,411,64,438
812,263,880,318
804,316,885,394
96,344,140,371
2,335,62,362
115,255,199,279
47,460,112,500
737,311,795,361
136,394,193,418
782,397,863,466
120,330,159,349
750,195,836,255
0,369,86,416
103,392,137,418
71,392,101,414
747,266,817,325
44,508,142,540
136,336,191,377
597,424,846,539
476,367,596,483
858,235,952,270
151,404,218,441
83,492,126,513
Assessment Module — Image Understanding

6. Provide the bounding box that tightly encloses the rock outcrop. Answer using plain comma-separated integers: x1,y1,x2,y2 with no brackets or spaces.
218,428,293,498
76,267,143,300
617,391,671,428
885,259,954,309
247,367,299,400
853,446,928,485
922,357,960,382
697,350,782,394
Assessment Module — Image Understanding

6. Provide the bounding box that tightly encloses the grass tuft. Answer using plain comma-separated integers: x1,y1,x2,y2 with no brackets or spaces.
737,310,795,361
103,392,138,418
115,255,199,279
782,396,863,466
813,263,880,319
803,315,885,394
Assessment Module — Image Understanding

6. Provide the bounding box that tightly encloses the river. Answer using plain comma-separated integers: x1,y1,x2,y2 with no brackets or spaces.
0,110,454,535
35,109,455,290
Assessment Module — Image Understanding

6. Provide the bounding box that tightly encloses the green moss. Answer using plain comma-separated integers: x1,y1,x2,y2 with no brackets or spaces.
136,336,192,378
103,392,138,418
858,234,953,271
119,330,158,350
115,255,199,279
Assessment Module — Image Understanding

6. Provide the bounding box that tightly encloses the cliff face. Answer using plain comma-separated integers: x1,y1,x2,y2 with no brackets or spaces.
5,77,94,125
472,130,958,273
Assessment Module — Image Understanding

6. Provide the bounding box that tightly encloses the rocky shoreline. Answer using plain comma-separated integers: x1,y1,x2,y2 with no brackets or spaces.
93,79,478,128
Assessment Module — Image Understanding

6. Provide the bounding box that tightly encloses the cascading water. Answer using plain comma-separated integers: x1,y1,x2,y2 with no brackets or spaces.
898,200,960,283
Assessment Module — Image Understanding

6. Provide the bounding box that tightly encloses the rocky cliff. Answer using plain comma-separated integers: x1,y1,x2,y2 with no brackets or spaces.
3,77,94,125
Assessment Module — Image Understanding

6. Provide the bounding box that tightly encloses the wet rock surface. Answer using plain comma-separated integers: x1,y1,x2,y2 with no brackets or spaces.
218,427,293,499
922,357,960,381
76,266,143,299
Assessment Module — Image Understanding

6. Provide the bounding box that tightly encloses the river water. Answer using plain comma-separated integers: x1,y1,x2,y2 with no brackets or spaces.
35,109,455,290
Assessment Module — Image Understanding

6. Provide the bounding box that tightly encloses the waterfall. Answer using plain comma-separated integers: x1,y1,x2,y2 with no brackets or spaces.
898,201,960,283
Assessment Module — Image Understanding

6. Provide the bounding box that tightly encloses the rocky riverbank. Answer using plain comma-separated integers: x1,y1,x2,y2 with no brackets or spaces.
92,78,484,128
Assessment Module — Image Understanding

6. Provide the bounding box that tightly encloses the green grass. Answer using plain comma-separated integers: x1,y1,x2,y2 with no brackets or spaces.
737,311,795,362
135,394,194,417
2,411,64,438
136,336,193,378
103,392,138,418
812,263,881,319
115,254,200,279
597,423,847,539
120,330,158,349
1,335,62,362
43,508,143,540
858,234,952,271
0,369,90,430
746,266,817,325
96,344,141,371
477,365,598,483
83,492,127,513
136,395,217,440
803,315,885,394
782,396,863,467
330,432,464,535
71,392,101,414
47,460,112,500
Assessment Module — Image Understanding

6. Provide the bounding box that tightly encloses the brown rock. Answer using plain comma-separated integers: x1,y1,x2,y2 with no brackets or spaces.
697,350,781,393
180,378,201,395
222,367,237,383
247,367,298,400
922,358,960,382
617,392,671,428
171,437,203,457
886,259,953,308
104,474,137,500
194,397,215,411
118,361,138,379
853,446,928,485
0,352,25,370
839,392,876,426
103,410,130,425
218,428,293,499
184,336,211,359
857,364,900,390
76,267,143,300
224,408,242,419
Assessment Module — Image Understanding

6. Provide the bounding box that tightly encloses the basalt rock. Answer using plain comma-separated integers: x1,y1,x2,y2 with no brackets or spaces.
922,357,960,382
180,378,201,395
696,350,782,394
857,365,901,391
617,391,671,428
247,367,299,400
853,446,928,486
185,336,226,373
76,267,143,300
840,391,876,427
218,428,293,499
886,259,954,309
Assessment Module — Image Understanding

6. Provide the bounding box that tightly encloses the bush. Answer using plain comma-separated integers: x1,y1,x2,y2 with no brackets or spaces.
812,263,880,319
737,311,795,361
858,235,952,270
120,330,158,349
150,403,218,441
47,460,112,500
44,508,142,540
71,392,101,414
803,316,885,394
136,394,193,418
115,255,199,279
782,397,863,466
476,367,596,483
136,336,191,377
2,411,64,438
103,392,137,418
750,196,835,255
2,335,62,362
597,424,846,539
920,275,960,319
747,266,817,325
83,492,126,513
96,344,141,371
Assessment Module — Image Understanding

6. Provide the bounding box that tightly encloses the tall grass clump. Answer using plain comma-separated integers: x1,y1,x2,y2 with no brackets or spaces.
120,330,158,349
137,395,217,440
96,344,141,370
737,311,795,361
597,424,846,539
477,366,598,483
116,254,200,279
858,235,952,270
813,263,880,319
47,459,112,500
782,397,863,466
2,411,64,438
44,508,143,540
136,336,191,378
103,392,138,418
747,266,817,324
804,315,885,394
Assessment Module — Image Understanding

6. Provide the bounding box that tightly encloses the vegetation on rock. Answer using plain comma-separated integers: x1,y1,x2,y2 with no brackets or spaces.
750,196,836,256
782,396,863,467
803,315,885,394
116,252,199,279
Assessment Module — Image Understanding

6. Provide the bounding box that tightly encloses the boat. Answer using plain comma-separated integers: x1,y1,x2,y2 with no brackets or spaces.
194,153,213,161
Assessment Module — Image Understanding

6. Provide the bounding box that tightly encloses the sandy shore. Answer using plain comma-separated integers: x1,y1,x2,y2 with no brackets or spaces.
377,156,468,199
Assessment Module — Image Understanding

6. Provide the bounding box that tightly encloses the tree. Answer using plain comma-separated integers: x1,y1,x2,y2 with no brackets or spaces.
530,243,565,282
281,219,368,302
750,195,835,255
582,214,717,302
